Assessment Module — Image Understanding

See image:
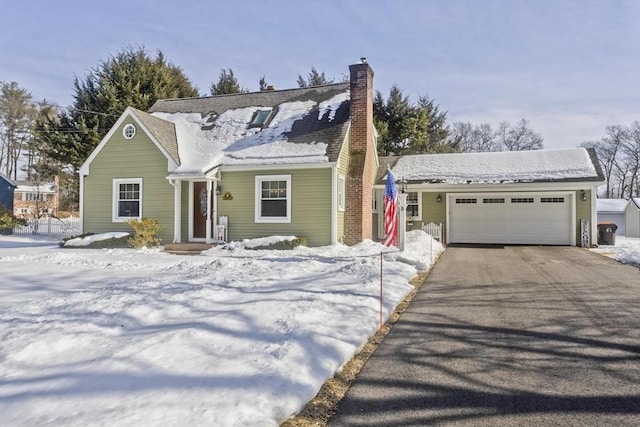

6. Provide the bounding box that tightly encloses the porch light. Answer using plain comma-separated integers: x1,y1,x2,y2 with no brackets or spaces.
437,193,442,203
581,190,587,201
215,184,223,196
399,177,407,194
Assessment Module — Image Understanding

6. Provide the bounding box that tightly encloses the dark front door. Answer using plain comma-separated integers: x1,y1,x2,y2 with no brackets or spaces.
193,182,209,239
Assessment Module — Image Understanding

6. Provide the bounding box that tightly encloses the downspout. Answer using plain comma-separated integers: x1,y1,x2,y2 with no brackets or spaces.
78,172,85,234
331,165,337,244
590,186,598,247
168,178,181,243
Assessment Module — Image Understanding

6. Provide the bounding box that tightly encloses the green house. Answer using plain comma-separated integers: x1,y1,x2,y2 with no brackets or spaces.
79,62,378,247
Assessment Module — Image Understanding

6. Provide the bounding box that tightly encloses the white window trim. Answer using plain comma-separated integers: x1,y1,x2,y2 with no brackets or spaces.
112,178,143,222
255,175,291,223
337,175,345,212
407,191,422,221
123,123,136,139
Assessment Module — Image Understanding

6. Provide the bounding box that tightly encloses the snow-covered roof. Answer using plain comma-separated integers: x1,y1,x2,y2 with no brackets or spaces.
631,198,640,210
146,84,351,174
380,148,603,185
14,180,57,193
597,199,628,213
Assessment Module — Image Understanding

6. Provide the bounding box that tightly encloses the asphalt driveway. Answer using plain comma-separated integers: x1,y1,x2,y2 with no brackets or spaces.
329,246,640,426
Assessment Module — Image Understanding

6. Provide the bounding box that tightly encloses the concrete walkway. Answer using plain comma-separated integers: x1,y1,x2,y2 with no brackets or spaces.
329,246,640,426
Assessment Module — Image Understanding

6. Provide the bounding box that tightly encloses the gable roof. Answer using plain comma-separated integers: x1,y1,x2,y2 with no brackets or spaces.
377,147,604,185
597,199,628,213
0,173,15,188
630,198,640,210
148,84,351,175
129,108,179,165
80,107,180,175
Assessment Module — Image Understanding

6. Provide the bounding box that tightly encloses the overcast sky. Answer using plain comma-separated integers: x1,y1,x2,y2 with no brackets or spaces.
1,0,638,149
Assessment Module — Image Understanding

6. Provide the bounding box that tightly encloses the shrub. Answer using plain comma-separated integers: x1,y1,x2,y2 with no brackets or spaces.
127,217,161,248
0,205,27,234
249,236,308,250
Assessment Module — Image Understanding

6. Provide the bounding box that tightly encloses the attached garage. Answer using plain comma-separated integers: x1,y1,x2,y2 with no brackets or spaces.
376,148,605,247
448,192,574,245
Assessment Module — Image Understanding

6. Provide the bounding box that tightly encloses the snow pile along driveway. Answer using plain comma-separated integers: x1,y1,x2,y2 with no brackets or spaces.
0,231,443,426
590,236,640,267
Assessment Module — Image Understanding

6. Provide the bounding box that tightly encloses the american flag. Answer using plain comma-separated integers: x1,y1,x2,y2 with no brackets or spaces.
382,169,398,247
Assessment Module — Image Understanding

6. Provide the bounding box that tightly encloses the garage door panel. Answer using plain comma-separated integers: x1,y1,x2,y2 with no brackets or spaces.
449,193,573,245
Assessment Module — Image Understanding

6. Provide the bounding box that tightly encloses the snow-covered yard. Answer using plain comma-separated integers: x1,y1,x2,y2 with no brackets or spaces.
590,236,640,267
0,231,442,426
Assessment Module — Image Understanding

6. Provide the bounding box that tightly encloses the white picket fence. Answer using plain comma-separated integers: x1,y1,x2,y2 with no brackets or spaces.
422,222,443,243
12,217,80,239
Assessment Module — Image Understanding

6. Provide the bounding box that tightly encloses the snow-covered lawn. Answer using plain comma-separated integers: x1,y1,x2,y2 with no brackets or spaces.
0,231,443,426
590,236,640,267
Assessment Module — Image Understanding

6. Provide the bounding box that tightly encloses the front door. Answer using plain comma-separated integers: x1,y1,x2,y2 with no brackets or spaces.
193,182,209,239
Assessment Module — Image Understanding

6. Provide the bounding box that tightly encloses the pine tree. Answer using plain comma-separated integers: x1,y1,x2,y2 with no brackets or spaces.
296,67,335,88
210,68,247,95
374,85,453,155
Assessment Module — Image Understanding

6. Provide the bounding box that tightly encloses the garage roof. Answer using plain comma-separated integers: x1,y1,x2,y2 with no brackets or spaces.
596,199,628,213
379,147,604,184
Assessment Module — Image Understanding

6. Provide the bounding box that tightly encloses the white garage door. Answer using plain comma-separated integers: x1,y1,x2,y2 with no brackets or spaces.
449,192,574,245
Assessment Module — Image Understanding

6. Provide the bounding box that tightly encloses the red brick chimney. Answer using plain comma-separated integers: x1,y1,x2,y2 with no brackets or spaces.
344,60,374,245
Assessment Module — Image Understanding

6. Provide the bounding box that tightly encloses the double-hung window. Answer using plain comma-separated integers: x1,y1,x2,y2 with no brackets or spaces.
255,175,291,223
113,178,142,221
406,191,421,220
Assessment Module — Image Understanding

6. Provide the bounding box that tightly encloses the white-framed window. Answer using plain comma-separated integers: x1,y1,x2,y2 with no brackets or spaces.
407,191,421,220
255,175,291,223
113,178,142,222
337,175,345,211
123,123,136,139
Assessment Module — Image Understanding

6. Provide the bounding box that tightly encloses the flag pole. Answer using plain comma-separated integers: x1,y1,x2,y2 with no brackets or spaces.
380,251,383,329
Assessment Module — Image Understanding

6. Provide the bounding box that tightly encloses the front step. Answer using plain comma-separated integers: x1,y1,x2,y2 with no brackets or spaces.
164,243,214,255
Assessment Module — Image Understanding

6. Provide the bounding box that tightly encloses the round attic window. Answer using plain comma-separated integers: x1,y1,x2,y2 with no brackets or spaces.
123,124,136,139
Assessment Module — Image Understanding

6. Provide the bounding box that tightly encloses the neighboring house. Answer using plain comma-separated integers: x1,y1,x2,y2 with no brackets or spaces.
625,198,640,238
80,61,376,246
596,199,628,236
376,148,605,246
13,177,60,217
0,174,16,212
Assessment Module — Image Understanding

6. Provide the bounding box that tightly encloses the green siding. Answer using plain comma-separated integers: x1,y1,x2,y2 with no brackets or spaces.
83,118,175,244
575,190,593,245
217,168,333,246
336,134,350,243
421,192,447,226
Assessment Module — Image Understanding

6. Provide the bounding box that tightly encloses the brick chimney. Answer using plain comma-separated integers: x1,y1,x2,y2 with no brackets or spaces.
344,60,374,245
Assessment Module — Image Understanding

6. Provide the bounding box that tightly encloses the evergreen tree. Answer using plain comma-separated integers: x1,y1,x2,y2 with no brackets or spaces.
374,85,453,155
296,67,335,88
259,76,268,91
210,68,247,95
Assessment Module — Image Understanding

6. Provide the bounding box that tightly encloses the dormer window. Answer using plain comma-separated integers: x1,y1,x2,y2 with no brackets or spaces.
249,109,273,128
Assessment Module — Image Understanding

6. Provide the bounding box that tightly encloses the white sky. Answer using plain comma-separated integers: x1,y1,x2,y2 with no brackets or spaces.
1,0,638,149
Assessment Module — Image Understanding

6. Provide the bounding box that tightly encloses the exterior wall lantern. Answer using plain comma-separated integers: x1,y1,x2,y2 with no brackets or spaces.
215,184,223,196
581,190,587,201
436,193,442,203
399,176,407,193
